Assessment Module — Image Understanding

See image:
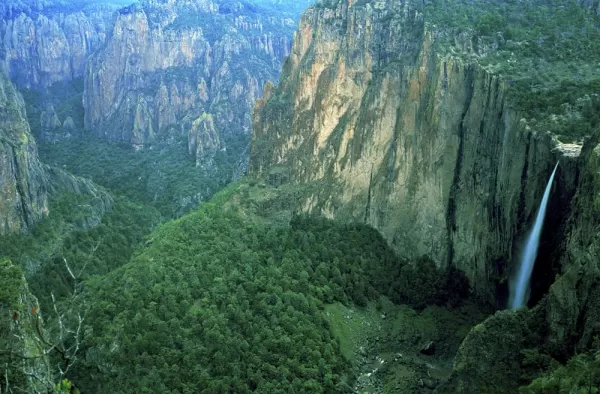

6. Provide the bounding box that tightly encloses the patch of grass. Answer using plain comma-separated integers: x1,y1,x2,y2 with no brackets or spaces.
325,302,379,362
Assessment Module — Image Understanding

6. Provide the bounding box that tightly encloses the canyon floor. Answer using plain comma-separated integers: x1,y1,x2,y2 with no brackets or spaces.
325,299,488,393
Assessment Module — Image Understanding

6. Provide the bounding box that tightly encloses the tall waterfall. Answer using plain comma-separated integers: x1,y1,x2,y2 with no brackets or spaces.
510,162,559,310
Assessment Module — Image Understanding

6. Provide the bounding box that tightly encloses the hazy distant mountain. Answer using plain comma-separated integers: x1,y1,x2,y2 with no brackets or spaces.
0,0,122,89
83,0,307,161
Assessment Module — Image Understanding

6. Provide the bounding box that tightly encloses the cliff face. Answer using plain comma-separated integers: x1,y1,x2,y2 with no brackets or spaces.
0,1,117,89
83,0,307,159
0,72,49,235
250,0,600,389
250,0,592,301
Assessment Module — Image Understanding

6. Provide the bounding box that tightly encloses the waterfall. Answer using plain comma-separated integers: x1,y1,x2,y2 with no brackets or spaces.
510,162,559,310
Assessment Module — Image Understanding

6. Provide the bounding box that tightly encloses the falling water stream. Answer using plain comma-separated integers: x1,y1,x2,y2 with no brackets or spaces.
510,162,559,310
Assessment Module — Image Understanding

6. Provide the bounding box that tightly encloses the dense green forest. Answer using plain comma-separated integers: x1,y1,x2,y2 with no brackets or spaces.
38,134,248,217
0,193,161,311
520,342,600,393
0,180,477,393
66,183,472,393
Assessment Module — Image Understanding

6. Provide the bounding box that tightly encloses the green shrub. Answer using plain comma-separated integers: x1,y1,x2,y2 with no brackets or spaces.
520,350,600,393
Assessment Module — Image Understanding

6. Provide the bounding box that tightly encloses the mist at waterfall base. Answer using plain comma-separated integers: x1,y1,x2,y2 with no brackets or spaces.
510,162,559,310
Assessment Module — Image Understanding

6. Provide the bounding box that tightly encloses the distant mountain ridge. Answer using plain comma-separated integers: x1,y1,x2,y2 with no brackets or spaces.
1,0,131,18
0,0,121,89
83,0,309,165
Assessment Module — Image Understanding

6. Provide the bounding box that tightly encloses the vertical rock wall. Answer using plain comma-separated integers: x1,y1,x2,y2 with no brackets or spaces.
250,0,582,300
0,72,48,235
83,0,303,162
0,2,117,89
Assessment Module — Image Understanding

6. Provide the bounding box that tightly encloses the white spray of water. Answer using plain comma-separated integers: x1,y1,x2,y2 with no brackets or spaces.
510,162,559,310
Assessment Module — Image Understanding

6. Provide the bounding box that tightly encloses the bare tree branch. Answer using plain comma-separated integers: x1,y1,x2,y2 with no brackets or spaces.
63,258,76,282
2,257,88,392
77,239,101,279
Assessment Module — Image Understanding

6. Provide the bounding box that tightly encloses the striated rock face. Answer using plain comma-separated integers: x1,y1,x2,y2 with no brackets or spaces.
0,72,49,235
83,0,308,159
543,140,600,351
250,0,600,389
251,0,585,301
439,141,600,393
188,112,220,167
0,1,118,89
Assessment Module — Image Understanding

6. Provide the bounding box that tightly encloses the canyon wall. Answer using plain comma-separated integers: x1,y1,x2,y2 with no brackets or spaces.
250,0,600,389
0,71,112,235
0,1,117,89
0,71,49,234
83,0,308,161
251,0,584,300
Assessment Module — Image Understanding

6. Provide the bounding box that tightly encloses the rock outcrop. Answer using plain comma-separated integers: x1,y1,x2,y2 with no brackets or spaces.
45,165,114,229
0,72,49,235
0,72,112,235
83,0,307,161
0,258,53,393
188,112,220,168
40,105,76,142
0,1,118,89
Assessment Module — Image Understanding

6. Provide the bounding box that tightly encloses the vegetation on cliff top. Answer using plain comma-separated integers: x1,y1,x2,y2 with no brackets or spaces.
142,0,307,40
315,0,600,141
425,0,600,141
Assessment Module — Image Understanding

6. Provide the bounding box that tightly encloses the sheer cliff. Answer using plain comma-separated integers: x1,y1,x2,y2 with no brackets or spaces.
0,0,119,89
249,0,600,390
0,72,49,234
83,0,309,159
250,0,599,302
0,258,53,393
